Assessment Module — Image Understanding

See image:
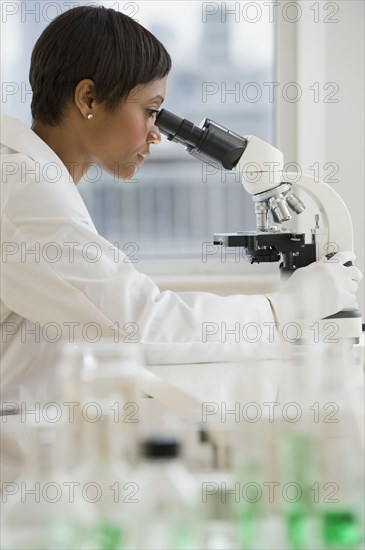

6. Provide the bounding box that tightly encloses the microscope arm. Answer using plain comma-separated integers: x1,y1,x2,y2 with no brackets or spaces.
288,173,354,260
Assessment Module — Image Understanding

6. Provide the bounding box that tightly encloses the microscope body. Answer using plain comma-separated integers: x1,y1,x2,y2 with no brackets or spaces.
233,135,353,257
213,135,362,340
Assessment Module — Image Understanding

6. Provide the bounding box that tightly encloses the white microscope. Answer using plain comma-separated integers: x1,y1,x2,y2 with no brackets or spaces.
156,109,363,341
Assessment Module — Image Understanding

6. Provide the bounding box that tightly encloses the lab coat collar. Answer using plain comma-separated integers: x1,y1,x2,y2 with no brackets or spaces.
0,114,73,183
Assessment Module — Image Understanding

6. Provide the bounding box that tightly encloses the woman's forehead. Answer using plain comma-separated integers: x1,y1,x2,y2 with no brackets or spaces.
129,79,167,102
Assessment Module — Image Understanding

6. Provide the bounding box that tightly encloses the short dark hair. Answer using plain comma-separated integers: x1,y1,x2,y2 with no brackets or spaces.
29,6,171,125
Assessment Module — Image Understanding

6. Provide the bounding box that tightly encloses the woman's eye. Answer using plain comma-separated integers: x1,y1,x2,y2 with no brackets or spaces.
146,109,159,118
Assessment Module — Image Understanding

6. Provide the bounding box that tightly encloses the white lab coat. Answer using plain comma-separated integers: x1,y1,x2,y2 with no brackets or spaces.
0,115,282,481
0,114,279,401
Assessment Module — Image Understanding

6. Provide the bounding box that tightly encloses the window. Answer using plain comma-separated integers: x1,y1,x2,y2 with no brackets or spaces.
1,1,274,261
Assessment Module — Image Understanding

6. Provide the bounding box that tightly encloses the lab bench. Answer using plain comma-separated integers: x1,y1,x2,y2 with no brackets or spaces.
1,338,364,550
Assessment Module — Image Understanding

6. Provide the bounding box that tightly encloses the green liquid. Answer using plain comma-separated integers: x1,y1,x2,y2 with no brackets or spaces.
234,463,262,549
322,510,363,548
286,507,308,550
282,433,316,550
236,506,256,549
54,521,124,549
53,523,91,548
96,522,124,550
172,524,194,550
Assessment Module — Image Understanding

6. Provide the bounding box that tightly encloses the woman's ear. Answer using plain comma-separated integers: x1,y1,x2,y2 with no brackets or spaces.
74,79,95,119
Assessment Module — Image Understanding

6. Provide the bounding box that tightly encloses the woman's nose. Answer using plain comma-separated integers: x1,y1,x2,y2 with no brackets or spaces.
147,127,161,144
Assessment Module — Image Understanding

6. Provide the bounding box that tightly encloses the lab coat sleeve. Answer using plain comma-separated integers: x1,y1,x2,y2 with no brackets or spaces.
1,155,278,364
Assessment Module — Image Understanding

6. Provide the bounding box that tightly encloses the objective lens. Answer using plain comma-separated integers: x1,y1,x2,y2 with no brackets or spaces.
255,201,270,231
269,195,291,223
286,192,306,214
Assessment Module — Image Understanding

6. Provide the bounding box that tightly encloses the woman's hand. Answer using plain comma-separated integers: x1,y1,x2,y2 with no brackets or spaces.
267,251,362,326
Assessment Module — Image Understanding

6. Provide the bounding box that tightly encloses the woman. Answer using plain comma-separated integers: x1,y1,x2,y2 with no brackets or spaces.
0,5,361,404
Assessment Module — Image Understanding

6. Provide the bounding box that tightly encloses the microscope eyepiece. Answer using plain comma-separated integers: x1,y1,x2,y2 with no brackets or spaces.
156,109,247,170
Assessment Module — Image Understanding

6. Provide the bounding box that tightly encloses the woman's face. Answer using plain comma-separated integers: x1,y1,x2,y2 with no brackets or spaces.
82,78,167,180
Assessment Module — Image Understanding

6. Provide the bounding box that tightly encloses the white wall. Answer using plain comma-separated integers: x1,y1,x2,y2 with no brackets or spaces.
276,0,364,312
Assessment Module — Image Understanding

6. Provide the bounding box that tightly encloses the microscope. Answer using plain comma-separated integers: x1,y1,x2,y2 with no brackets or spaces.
156,109,362,340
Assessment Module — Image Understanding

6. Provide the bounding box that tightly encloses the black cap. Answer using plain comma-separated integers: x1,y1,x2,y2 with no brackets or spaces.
199,428,210,443
142,438,180,459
